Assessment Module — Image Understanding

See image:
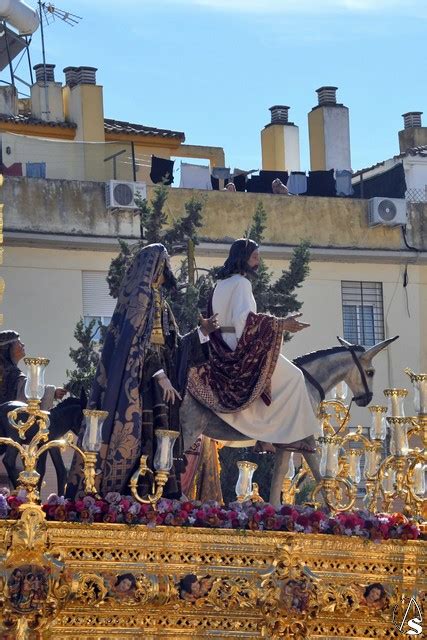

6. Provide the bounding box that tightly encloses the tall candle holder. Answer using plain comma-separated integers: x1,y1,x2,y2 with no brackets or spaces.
0,358,105,504
367,414,426,517
235,461,259,502
383,388,408,417
130,429,180,507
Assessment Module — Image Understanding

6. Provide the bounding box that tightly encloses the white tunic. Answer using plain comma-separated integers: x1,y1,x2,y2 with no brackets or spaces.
211,274,319,444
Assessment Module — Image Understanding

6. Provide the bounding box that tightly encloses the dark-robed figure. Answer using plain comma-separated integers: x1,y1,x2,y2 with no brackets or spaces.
67,243,215,498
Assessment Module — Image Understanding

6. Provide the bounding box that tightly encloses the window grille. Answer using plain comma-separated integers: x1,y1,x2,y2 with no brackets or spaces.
341,281,384,346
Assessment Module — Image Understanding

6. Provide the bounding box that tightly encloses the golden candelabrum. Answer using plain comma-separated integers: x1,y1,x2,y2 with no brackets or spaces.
366,371,426,517
0,358,107,504
280,377,426,517
129,429,180,507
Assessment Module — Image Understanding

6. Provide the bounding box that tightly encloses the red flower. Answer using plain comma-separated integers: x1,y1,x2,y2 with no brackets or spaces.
248,517,259,531
96,500,109,513
54,506,67,521
79,509,93,523
308,511,325,524
296,515,309,528
6,496,22,510
103,512,117,523
282,516,295,531
264,516,280,530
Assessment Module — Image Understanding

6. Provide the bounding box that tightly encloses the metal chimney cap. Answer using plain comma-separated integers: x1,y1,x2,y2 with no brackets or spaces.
402,112,423,129
316,86,338,106
269,105,291,125
63,66,79,87
75,66,98,85
33,63,56,83
316,86,338,93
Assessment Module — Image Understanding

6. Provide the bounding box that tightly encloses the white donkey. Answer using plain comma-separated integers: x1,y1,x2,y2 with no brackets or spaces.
180,336,398,505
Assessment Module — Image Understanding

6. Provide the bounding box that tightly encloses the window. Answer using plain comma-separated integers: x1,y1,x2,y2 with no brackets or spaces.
26,162,46,178
341,281,384,346
82,271,116,337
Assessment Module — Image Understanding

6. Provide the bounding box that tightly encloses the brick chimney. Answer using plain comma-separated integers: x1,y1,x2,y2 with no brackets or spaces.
30,63,65,122
398,112,427,152
308,86,351,171
261,105,300,171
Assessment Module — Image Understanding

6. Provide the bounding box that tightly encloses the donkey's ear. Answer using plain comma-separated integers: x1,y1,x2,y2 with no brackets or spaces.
337,336,353,348
80,387,88,409
361,336,399,362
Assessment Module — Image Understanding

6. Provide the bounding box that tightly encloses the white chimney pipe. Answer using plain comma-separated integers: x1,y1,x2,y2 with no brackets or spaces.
0,0,40,36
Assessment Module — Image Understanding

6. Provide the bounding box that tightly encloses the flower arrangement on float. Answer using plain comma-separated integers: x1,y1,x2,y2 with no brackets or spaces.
0,488,421,541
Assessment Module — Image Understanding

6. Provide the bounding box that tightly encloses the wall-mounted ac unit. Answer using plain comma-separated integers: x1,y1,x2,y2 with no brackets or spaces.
367,197,407,227
105,180,147,210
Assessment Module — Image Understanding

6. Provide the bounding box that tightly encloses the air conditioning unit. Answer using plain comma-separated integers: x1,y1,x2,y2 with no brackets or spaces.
367,197,407,227
105,180,147,210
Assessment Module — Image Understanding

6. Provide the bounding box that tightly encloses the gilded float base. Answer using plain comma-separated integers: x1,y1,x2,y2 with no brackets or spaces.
0,519,425,639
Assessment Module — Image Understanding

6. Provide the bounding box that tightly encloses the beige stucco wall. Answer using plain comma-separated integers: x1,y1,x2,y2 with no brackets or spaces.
4,178,427,252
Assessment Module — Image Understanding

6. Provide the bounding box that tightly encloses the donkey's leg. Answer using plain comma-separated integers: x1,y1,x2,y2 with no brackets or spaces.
301,435,329,507
50,449,67,496
180,394,206,451
36,451,48,491
269,446,291,507
301,436,322,484
3,448,20,487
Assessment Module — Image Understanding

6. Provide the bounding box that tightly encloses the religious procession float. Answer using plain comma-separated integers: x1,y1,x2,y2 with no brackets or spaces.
0,181,425,639
0,344,425,639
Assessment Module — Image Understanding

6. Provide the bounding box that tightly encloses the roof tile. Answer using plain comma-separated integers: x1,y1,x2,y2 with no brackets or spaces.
104,117,185,141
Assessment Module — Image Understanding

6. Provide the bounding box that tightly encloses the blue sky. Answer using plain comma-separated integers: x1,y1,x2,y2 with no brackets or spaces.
20,1,427,172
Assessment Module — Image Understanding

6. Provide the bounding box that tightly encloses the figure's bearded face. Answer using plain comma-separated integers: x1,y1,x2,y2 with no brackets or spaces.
246,248,260,274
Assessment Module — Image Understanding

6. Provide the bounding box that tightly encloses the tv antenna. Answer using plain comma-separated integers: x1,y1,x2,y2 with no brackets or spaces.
39,3,82,27
37,2,82,117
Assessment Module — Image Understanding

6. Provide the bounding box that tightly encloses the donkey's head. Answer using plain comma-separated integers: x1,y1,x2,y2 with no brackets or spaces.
337,336,399,406
50,388,88,435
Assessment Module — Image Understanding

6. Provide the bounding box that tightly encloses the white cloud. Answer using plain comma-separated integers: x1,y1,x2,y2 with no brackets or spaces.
72,0,426,19
140,0,424,15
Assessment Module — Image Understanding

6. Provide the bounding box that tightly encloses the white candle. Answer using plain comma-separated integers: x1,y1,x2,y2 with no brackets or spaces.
88,414,98,446
391,421,409,456
413,463,425,496
364,448,379,478
285,453,295,480
24,357,49,401
333,381,348,402
348,451,361,484
414,378,427,415
382,470,395,493
326,442,339,477
369,407,387,440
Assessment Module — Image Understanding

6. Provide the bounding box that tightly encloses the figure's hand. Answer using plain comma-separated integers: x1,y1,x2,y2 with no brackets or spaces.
282,313,310,333
54,387,67,400
199,313,219,336
156,374,182,404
